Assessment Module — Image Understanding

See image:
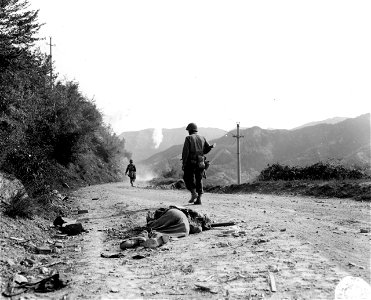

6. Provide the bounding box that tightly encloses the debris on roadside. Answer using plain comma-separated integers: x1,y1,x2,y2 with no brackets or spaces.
253,238,270,245
180,264,195,274
2,273,70,297
197,274,215,282
222,273,249,283
9,237,26,242
210,221,237,227
222,226,239,235
120,239,139,249
14,274,28,284
215,241,231,248
100,252,125,258
20,258,35,267
53,216,85,236
36,246,53,255
132,254,148,260
62,183,70,189
194,283,218,294
214,225,248,238
347,262,365,269
60,223,84,236
246,292,265,300
268,265,279,273
41,260,65,268
53,234,68,240
53,216,68,227
40,266,50,275
54,241,64,248
267,271,277,292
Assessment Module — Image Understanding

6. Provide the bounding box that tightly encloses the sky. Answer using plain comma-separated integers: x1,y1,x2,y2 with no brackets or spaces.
30,0,370,134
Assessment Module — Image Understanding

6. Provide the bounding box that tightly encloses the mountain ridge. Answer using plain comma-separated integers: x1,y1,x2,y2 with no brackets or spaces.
119,127,226,162
140,113,370,185
292,117,348,130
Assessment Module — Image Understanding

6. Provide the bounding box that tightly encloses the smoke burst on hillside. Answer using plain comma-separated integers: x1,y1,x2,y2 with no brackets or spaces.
136,166,157,181
152,128,163,148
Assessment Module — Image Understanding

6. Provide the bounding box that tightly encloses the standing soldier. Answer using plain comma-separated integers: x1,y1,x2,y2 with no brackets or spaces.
125,159,136,187
182,123,215,205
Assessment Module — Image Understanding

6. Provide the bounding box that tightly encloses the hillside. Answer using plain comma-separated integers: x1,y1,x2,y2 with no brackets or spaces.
141,114,370,185
0,2,129,197
292,117,348,130
119,127,226,161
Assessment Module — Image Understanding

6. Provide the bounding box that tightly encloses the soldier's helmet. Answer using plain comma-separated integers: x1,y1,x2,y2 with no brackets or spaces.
186,123,198,132
130,159,133,163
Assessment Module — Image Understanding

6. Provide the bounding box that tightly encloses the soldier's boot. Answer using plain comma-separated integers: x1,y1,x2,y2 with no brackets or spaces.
188,190,198,203
194,194,202,205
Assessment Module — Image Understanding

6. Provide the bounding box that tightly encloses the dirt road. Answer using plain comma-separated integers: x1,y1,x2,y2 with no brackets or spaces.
48,182,370,299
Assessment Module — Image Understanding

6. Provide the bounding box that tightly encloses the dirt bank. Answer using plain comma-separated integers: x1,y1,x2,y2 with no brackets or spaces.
205,180,371,201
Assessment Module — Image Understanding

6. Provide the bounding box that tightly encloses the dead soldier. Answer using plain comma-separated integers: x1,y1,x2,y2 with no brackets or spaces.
125,159,136,187
182,123,215,205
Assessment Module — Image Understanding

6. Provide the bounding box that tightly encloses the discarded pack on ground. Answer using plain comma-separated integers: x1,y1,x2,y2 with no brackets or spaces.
53,216,84,235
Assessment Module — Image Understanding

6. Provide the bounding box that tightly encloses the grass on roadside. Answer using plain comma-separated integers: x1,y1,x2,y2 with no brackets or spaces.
4,191,34,219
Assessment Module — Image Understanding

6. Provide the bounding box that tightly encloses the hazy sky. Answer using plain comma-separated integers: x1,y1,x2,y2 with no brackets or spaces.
31,0,370,134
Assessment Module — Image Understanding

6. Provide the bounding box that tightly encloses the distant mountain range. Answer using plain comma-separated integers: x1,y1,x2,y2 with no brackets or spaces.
119,116,350,162
140,114,370,185
292,117,348,130
119,127,226,162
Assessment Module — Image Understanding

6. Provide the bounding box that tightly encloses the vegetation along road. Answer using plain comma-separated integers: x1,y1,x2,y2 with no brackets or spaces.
25,181,368,300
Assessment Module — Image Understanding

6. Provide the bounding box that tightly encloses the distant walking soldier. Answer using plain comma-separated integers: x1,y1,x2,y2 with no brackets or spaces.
125,159,136,187
182,123,215,205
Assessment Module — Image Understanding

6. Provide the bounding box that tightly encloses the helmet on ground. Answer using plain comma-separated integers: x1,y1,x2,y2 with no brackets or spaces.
130,159,133,163
186,123,198,132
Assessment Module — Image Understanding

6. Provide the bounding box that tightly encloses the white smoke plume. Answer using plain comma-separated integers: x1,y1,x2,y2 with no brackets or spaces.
135,164,158,181
152,128,163,149
136,170,157,181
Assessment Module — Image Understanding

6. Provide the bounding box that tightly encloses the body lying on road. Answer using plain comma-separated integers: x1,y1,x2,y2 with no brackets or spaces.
120,205,211,249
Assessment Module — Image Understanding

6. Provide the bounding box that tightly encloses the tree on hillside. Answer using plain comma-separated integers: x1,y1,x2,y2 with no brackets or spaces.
1,0,130,196
0,0,47,113
0,0,49,186
0,0,42,54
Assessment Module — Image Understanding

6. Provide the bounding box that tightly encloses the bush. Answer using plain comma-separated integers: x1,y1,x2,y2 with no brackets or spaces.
4,191,34,219
157,160,182,179
258,161,369,181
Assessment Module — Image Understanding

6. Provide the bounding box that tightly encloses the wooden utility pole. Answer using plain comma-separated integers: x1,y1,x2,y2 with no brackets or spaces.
47,36,55,85
233,122,244,184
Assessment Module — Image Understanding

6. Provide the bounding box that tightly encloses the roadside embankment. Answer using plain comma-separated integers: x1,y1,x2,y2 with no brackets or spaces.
149,177,371,201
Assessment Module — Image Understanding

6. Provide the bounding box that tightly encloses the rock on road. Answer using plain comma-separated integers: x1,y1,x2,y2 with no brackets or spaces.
50,182,370,299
